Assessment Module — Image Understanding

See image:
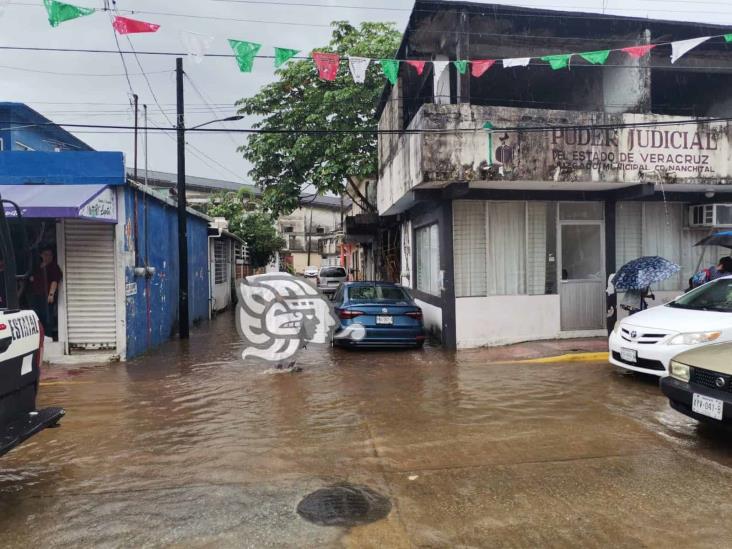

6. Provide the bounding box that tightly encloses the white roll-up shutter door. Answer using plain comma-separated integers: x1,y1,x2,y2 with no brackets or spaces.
64,220,117,350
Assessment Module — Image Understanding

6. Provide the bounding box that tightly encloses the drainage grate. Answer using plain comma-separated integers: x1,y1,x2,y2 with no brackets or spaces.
296,484,391,527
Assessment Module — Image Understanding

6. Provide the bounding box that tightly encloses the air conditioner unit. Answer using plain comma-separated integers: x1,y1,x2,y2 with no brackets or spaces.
689,204,732,228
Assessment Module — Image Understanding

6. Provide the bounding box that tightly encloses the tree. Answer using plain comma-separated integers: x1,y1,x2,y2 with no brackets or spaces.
204,189,285,269
236,21,401,217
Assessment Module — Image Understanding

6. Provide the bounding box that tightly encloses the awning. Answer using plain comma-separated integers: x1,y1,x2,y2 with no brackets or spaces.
0,184,117,223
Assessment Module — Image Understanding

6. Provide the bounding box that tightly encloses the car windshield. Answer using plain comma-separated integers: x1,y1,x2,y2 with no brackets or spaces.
668,278,732,312
320,267,346,277
348,285,410,302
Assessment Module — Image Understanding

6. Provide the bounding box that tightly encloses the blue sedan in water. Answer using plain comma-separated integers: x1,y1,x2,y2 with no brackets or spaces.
331,282,426,348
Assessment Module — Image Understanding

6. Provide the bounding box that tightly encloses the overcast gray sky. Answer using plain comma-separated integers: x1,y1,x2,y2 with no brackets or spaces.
1,0,731,184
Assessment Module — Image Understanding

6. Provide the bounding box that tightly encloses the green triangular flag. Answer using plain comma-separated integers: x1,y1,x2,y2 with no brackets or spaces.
579,50,611,65
541,53,572,70
453,60,469,75
228,39,262,73
379,59,400,85
43,0,94,27
725,34,732,43
274,47,300,68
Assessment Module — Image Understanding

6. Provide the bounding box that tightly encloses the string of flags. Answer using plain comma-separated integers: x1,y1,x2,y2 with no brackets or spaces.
42,0,732,83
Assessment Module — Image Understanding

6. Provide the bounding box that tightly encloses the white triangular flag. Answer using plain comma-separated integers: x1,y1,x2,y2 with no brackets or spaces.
432,60,449,81
502,57,531,68
671,36,711,63
180,31,215,64
348,56,371,84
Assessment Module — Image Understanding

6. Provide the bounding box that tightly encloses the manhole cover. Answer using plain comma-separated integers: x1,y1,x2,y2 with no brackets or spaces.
296,484,391,527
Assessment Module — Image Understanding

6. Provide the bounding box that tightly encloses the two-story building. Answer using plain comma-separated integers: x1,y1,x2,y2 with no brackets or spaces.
277,195,347,274
377,1,732,348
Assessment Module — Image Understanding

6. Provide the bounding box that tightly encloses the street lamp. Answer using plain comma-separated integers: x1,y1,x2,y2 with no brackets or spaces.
176,57,243,339
189,115,244,131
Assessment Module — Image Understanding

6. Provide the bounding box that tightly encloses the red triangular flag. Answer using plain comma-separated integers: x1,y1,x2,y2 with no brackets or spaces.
471,59,496,77
312,52,340,81
621,44,656,59
406,60,427,75
112,15,159,34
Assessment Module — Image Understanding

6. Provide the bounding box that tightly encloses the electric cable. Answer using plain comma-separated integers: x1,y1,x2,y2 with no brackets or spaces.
5,115,732,134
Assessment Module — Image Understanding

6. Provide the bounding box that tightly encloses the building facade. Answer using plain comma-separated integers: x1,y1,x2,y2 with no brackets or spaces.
0,103,214,361
277,195,346,274
377,2,732,348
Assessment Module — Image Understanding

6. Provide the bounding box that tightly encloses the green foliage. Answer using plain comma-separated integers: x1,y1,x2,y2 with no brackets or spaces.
204,189,285,268
236,21,401,217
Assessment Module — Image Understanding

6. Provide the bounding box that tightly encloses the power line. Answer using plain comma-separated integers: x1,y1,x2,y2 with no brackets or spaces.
8,116,732,135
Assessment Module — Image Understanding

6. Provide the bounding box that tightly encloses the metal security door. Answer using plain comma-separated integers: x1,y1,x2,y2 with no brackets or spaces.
64,220,117,350
559,221,605,331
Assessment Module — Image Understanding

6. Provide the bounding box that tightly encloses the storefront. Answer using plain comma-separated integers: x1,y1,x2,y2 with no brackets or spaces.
1,184,121,359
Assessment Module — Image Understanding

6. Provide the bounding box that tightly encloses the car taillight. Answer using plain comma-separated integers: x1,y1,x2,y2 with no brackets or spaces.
338,310,364,320
406,310,423,320
316,277,320,285
38,321,45,366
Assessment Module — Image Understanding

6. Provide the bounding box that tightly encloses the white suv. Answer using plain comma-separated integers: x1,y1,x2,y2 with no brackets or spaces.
317,266,347,295
609,276,732,376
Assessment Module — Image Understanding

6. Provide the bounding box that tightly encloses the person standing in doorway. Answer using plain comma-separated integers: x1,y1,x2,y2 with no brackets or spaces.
29,245,62,338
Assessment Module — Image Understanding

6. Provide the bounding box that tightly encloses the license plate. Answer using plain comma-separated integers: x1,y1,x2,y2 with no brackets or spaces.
692,393,724,420
376,315,393,325
620,348,637,363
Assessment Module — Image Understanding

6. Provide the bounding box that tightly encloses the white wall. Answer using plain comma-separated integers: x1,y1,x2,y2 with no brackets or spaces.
455,295,561,349
415,298,442,338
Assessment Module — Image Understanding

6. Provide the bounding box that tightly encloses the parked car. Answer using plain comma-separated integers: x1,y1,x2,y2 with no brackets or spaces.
608,276,732,376
317,266,348,295
661,342,732,424
331,282,426,348
303,266,319,279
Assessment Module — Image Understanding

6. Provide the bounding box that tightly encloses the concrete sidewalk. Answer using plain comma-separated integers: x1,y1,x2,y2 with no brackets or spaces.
457,337,609,363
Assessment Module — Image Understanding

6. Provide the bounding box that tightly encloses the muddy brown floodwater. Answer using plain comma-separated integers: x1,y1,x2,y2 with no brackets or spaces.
1,313,731,548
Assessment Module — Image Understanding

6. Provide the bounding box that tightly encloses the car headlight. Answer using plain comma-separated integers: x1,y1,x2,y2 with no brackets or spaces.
669,360,691,382
666,332,721,345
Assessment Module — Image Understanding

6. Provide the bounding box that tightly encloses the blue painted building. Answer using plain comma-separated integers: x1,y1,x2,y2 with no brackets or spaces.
0,103,212,361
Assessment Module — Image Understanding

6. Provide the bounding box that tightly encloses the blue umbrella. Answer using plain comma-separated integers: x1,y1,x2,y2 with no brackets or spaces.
694,231,732,249
613,256,680,291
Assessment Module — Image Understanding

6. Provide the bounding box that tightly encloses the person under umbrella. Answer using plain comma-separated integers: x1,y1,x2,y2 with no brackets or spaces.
612,256,681,315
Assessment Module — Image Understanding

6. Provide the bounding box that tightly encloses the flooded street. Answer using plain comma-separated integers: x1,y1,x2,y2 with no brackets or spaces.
1,313,731,548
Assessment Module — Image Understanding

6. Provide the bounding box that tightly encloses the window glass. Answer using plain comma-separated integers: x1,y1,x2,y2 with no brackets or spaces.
487,202,526,295
415,224,440,295
320,267,346,277
349,285,410,302
214,241,227,284
453,201,556,297
561,225,603,280
671,279,732,312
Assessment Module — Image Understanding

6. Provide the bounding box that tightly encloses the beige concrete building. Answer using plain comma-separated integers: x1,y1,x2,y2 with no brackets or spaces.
377,1,732,348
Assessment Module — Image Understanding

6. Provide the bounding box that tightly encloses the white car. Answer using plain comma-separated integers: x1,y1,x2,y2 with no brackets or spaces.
609,276,732,377
303,266,319,278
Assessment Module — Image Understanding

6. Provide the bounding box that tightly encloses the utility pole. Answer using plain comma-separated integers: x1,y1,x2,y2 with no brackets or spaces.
133,93,139,180
143,104,149,185
176,57,189,339
306,208,313,266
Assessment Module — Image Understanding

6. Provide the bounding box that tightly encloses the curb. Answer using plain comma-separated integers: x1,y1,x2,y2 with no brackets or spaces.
506,351,609,364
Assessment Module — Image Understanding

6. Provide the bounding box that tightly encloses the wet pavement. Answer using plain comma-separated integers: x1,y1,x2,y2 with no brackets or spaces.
2,313,731,548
